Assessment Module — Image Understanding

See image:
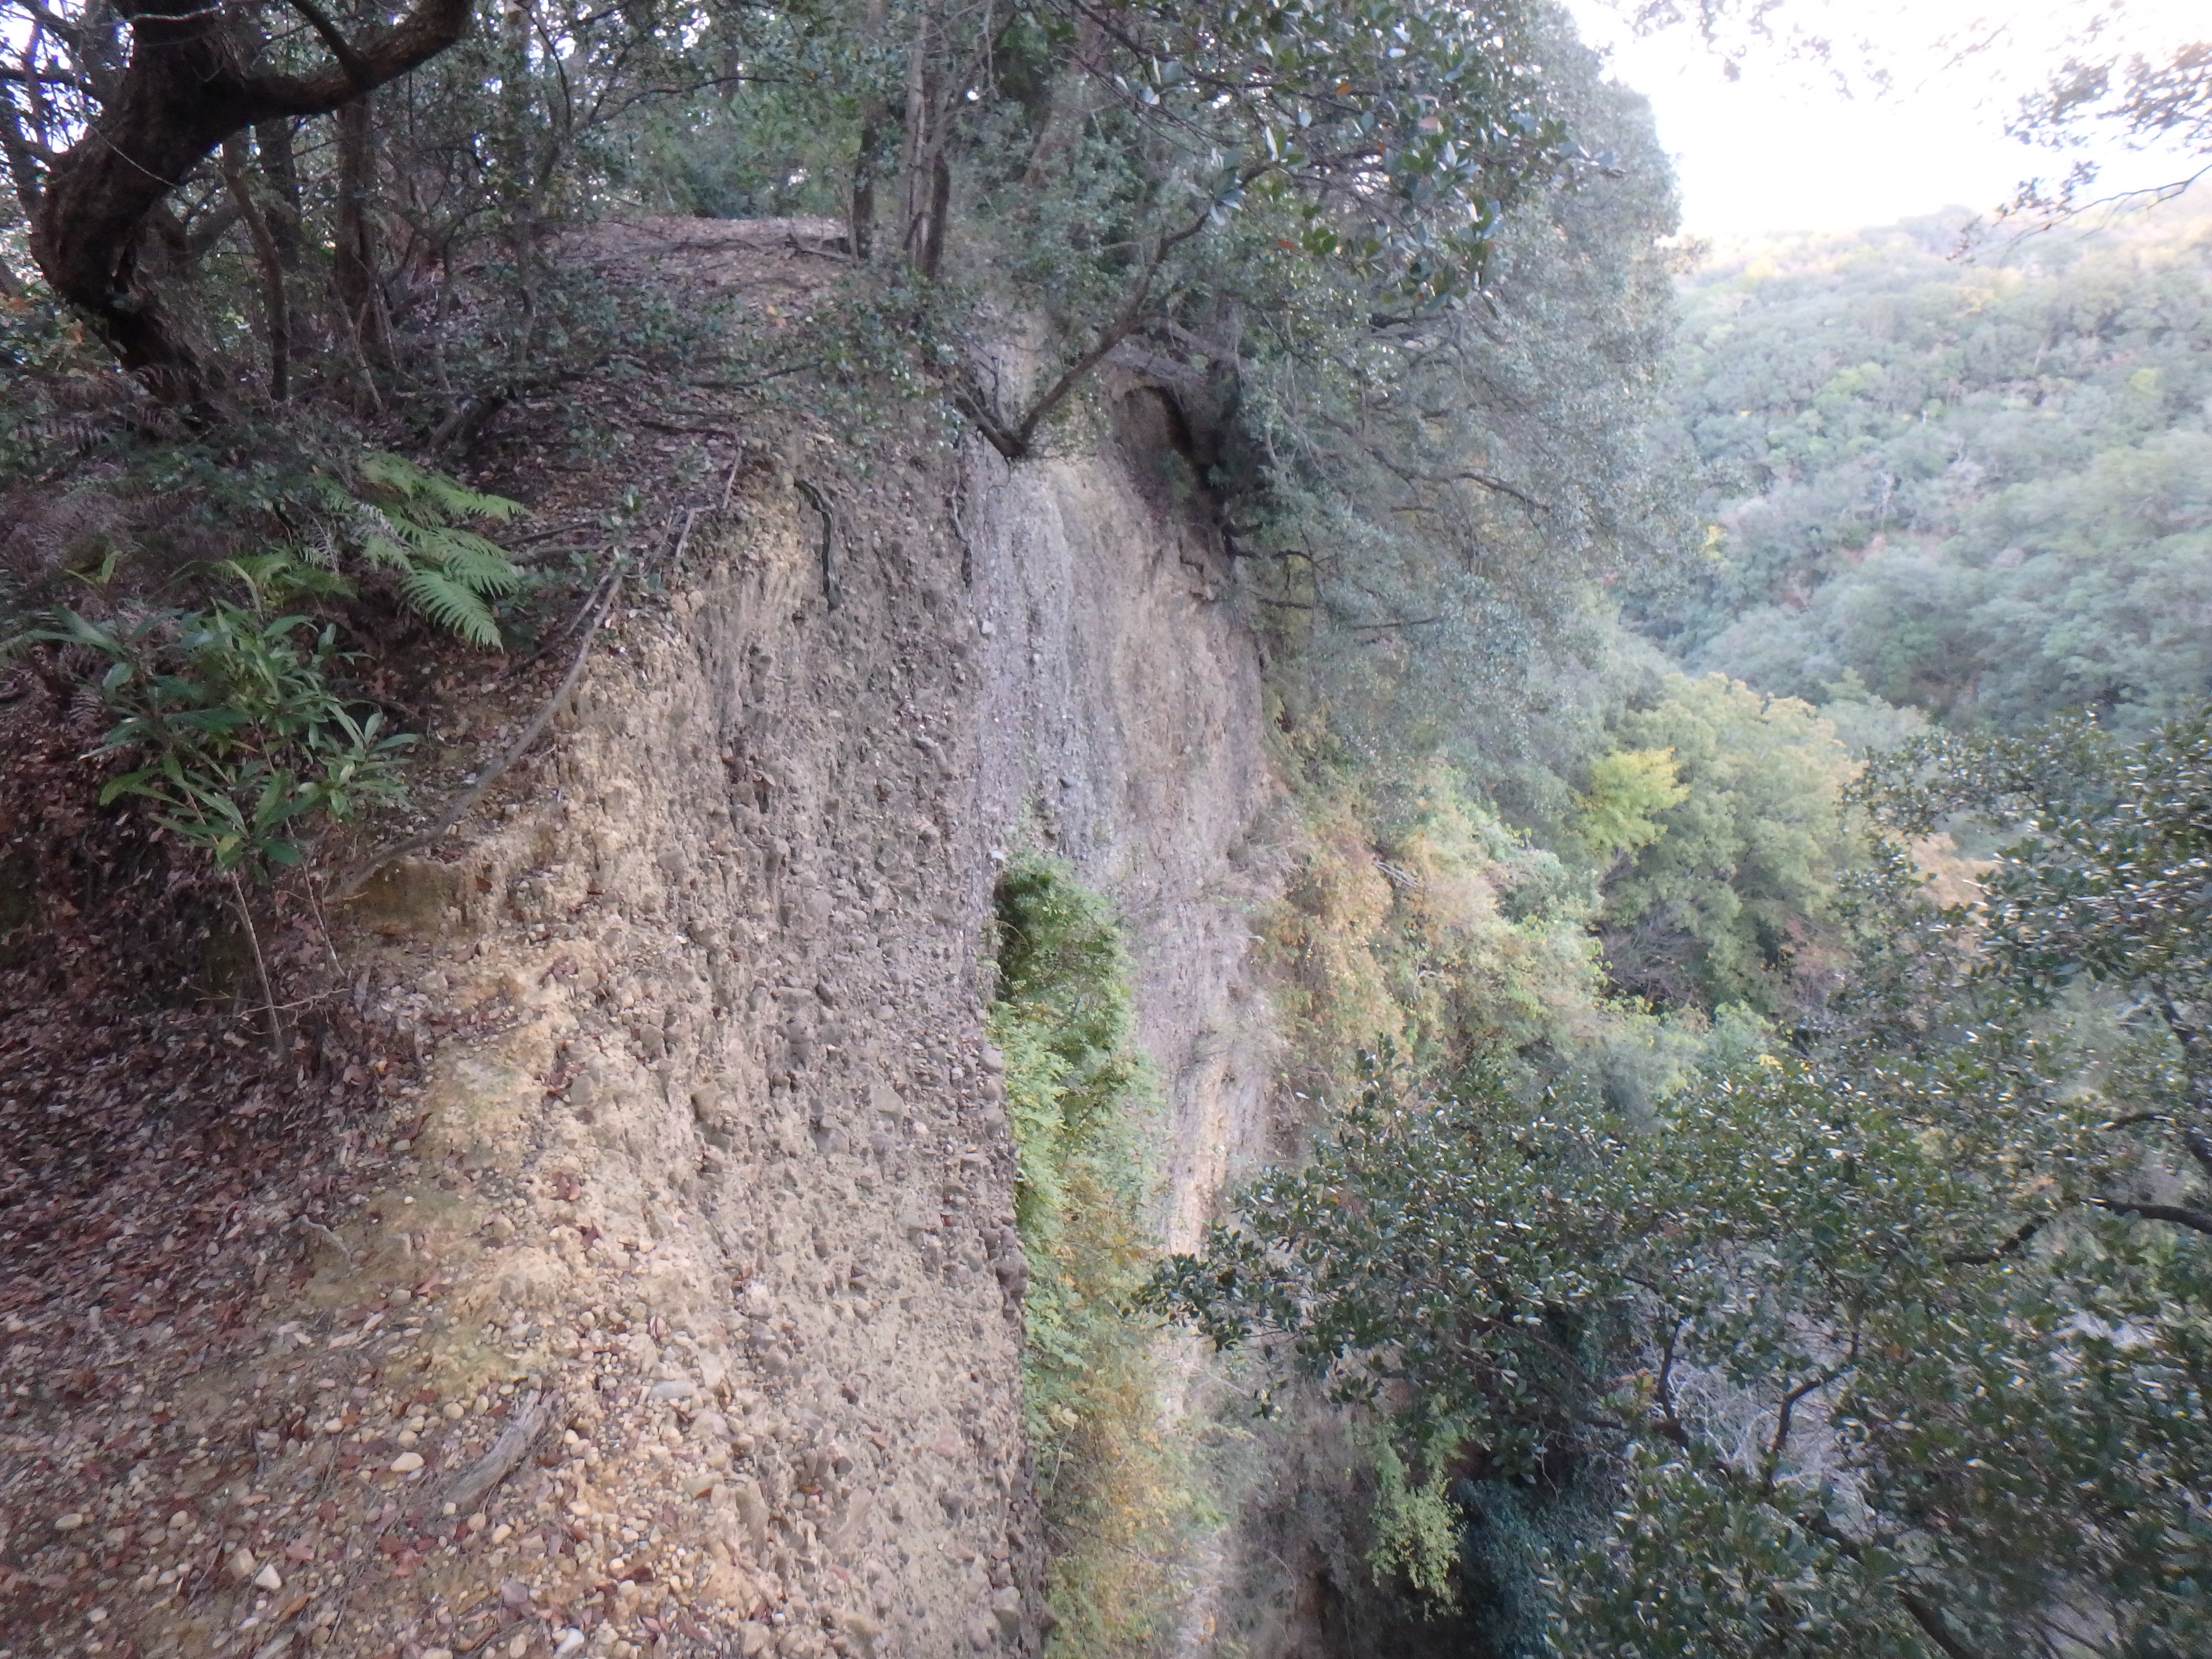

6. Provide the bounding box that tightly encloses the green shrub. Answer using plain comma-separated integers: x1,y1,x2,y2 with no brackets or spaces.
32,559,413,879
988,856,1198,1655
1371,1434,1466,1608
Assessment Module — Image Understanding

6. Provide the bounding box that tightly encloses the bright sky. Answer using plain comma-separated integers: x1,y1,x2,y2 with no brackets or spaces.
1566,0,2210,237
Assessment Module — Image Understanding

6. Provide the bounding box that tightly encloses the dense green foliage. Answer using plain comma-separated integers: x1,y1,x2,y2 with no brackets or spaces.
1638,206,2212,735
0,450,524,881
1248,12,1691,815
336,455,526,648
1157,710,2212,1656
1863,710,2212,1152
1596,673,1860,1015
992,857,1155,1433
41,575,413,879
988,858,1198,1654
1161,195,2212,1653
3,0,1578,448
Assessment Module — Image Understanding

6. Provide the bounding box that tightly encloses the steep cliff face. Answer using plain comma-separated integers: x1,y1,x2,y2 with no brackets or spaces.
0,312,1283,1659
961,424,1284,1254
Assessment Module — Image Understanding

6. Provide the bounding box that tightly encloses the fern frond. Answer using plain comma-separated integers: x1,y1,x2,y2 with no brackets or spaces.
418,528,524,595
359,453,522,525
328,455,526,645
303,522,344,570
357,453,421,497
359,529,414,573
418,472,523,525
399,567,503,648
368,507,447,559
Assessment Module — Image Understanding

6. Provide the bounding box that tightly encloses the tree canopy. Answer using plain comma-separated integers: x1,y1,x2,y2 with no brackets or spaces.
1637,204,2212,735
1154,704,2212,1657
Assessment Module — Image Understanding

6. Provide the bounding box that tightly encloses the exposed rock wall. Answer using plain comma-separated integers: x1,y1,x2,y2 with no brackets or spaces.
5,421,1277,1659
962,425,1283,1251
338,458,1038,1659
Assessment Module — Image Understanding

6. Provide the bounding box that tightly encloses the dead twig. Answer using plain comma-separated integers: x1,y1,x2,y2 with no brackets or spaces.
434,1389,555,1518
329,562,625,902
503,547,618,677
669,505,702,580
640,418,738,440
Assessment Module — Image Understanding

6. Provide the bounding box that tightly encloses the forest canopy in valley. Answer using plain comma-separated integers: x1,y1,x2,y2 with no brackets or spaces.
1640,202,2212,735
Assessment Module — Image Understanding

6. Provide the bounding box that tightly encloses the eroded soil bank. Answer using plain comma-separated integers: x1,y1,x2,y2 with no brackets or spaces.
0,255,1283,1659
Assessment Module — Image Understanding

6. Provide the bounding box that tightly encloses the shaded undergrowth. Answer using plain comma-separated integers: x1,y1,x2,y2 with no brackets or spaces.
988,855,1204,1656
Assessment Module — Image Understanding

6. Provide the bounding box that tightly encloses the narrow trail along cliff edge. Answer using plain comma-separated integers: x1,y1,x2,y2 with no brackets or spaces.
0,220,1283,1659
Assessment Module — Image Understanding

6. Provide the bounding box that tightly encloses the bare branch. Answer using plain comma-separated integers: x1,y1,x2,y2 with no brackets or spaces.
1897,1588,1990,1659
962,176,1260,458
1649,1313,1691,1448
277,0,374,91
2185,1128,2212,1186
1759,1359,1851,1496
2096,1198,2212,1236
1946,1214,2046,1267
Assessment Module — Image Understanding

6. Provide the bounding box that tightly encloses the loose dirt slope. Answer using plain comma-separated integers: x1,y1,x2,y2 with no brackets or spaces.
0,224,1282,1659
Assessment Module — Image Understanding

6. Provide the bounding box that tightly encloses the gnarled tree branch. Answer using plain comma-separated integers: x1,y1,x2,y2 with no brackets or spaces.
28,0,472,409
2097,1197,2212,1236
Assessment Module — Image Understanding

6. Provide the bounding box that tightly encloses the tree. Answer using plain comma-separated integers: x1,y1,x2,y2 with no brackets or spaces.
1233,7,1691,804
902,0,1575,458
1150,705,2212,1657
1863,707,2212,1223
1576,745,1690,862
1597,672,1859,1016
6,0,475,409
1636,206,2212,736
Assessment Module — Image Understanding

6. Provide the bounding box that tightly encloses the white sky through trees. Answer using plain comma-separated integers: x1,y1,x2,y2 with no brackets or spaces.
1569,0,2209,236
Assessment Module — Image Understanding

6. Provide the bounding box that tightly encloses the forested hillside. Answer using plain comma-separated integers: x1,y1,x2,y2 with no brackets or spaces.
1155,199,2212,1656
1641,204,2212,734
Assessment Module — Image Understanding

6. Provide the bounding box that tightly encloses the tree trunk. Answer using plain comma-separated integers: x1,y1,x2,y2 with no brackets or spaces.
332,96,392,374
253,120,305,270
918,151,950,281
849,0,890,262
851,113,882,262
221,136,290,401
899,8,949,277
27,0,472,412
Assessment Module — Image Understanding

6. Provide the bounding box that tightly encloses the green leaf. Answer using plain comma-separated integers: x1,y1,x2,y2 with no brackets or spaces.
399,566,504,649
